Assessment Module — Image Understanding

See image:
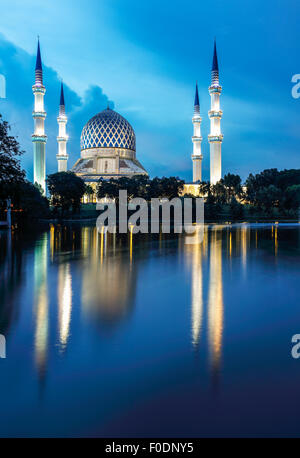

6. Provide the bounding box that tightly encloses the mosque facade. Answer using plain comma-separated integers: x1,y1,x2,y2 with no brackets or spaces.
32,39,222,196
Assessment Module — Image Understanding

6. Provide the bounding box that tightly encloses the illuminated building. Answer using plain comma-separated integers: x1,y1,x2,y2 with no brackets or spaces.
31,40,147,194
208,40,223,185
191,83,203,183
71,107,148,185
56,82,69,172
30,38,225,193
183,40,224,195
32,39,47,194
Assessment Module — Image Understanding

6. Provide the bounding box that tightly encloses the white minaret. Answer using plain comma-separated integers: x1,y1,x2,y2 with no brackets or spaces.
208,40,223,185
191,82,203,182
56,82,69,172
32,39,47,193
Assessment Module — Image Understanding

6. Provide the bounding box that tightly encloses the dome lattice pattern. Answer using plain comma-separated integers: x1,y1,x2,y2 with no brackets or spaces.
81,108,136,151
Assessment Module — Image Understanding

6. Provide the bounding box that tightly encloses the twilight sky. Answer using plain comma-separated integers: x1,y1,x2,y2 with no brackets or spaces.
0,0,299,182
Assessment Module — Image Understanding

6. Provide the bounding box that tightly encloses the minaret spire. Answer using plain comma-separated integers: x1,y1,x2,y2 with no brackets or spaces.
211,39,219,86
208,39,223,184
32,38,47,194
191,82,203,183
57,81,69,172
59,81,65,115
194,82,200,114
35,38,43,86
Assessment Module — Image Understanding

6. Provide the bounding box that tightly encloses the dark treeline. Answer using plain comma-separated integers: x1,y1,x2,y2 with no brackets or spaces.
97,175,184,201
97,171,300,220
202,169,300,220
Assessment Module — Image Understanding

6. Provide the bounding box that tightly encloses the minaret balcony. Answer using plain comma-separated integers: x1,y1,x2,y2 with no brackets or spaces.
192,136,202,142
32,111,46,118
57,115,67,123
57,136,69,142
208,134,223,142
191,154,203,160
32,85,46,94
32,134,47,143
209,85,222,94
208,110,223,118
192,115,201,123
56,154,69,160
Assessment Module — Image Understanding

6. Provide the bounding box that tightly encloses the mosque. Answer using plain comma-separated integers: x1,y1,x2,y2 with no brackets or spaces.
32,39,223,196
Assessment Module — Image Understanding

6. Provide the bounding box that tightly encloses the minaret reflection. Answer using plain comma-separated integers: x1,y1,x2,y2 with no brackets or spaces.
81,227,138,328
208,226,224,379
274,224,278,256
240,224,249,270
185,226,207,348
58,263,72,352
33,233,49,382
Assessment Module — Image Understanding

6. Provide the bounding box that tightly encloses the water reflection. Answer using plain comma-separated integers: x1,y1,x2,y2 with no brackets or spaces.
81,227,138,327
0,223,296,395
185,225,224,379
34,234,48,380
185,226,207,348
0,231,22,336
58,263,72,352
1,223,300,436
208,227,224,377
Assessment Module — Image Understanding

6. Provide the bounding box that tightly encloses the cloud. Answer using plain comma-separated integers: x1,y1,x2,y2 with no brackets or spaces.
0,36,113,181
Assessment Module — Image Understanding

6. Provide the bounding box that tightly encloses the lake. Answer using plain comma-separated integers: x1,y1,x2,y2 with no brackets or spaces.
0,223,300,437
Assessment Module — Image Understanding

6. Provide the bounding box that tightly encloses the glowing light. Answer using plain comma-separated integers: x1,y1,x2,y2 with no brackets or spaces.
34,235,48,379
208,227,224,373
129,224,134,263
100,226,104,264
50,224,54,261
241,225,249,270
58,263,72,352
191,243,203,346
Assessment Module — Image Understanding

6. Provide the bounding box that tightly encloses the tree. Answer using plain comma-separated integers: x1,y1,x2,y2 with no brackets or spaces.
47,172,86,215
222,173,242,202
97,178,121,202
198,181,210,197
0,114,25,201
14,181,49,219
245,168,300,214
283,185,300,211
148,176,184,199
84,184,95,202
204,191,222,220
211,181,227,204
229,196,244,219
256,185,282,214
97,175,184,202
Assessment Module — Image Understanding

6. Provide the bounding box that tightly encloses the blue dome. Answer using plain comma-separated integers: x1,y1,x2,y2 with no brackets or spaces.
81,108,136,152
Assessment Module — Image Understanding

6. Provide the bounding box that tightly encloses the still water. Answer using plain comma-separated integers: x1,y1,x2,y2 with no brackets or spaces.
0,223,300,437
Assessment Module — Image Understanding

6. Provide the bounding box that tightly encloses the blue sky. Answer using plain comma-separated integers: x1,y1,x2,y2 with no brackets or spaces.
0,0,299,182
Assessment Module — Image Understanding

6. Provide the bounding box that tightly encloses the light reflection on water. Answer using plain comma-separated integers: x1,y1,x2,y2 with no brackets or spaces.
0,223,300,437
